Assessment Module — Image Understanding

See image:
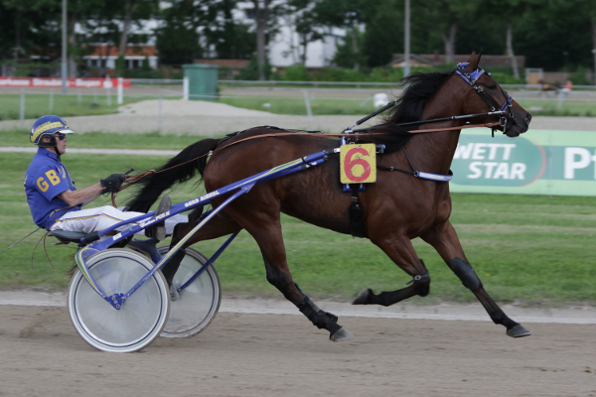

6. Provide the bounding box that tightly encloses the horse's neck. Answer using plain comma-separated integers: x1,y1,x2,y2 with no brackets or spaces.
406,83,466,174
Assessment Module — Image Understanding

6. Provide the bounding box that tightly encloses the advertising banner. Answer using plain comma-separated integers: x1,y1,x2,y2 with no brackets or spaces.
450,128,596,196
0,77,131,88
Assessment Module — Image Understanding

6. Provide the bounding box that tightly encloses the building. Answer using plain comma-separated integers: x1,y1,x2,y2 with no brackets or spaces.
82,44,159,70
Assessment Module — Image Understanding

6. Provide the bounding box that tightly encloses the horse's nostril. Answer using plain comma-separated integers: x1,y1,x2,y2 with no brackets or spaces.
526,113,532,124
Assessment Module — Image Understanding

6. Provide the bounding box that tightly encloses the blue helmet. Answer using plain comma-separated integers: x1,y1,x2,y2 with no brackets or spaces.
30,115,75,147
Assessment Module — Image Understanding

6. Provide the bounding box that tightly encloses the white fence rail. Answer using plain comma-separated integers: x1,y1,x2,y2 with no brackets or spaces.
1,79,595,134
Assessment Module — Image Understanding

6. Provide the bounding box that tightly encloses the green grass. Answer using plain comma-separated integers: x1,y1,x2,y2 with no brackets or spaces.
219,95,596,117
219,96,377,116
1,133,596,306
0,93,146,121
516,98,596,117
1,128,215,150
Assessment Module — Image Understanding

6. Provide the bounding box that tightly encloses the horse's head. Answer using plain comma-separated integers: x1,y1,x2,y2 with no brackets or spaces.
457,52,532,138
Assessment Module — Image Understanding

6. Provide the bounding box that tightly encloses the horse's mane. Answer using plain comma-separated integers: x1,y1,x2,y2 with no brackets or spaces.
386,71,453,125
357,70,453,153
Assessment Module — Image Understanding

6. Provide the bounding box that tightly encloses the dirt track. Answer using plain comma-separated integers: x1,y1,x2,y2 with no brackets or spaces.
1,304,595,397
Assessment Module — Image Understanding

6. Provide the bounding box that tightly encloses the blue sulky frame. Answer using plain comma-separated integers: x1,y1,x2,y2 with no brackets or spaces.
73,148,340,311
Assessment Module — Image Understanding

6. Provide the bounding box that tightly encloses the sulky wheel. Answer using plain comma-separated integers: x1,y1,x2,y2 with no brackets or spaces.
68,249,170,353
158,246,221,338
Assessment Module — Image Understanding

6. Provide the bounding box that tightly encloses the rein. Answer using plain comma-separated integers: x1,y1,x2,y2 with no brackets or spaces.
111,120,498,205
117,121,497,185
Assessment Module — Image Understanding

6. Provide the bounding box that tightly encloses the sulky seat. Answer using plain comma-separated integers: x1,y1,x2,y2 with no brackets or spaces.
48,229,100,245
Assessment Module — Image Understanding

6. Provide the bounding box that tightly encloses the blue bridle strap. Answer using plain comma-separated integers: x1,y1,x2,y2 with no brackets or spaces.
455,62,485,85
455,62,513,113
501,95,513,111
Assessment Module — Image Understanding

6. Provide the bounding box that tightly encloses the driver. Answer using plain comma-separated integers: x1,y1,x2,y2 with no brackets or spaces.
24,115,182,240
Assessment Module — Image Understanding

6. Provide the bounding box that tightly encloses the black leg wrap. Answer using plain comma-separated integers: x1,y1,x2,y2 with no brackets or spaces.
407,271,431,297
449,257,481,290
162,248,186,287
296,294,341,335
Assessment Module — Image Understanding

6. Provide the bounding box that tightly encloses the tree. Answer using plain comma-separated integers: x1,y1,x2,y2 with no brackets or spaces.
277,0,323,65
570,0,596,82
416,0,481,63
214,22,255,59
362,0,403,67
251,0,272,80
482,0,538,79
78,0,126,76
592,14,596,82
156,0,205,65
201,0,254,59
116,0,159,75
514,0,592,71
0,0,59,63
313,0,375,70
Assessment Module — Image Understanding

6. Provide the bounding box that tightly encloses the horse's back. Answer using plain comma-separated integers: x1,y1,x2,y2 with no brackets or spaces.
204,128,352,233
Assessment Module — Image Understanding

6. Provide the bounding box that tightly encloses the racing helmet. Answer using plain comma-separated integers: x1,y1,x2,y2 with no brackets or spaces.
30,115,75,148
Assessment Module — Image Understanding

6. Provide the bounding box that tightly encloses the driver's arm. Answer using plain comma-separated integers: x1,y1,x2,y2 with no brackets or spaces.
57,182,104,207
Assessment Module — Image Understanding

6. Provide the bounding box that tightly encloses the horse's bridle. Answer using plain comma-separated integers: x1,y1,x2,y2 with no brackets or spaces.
455,62,514,133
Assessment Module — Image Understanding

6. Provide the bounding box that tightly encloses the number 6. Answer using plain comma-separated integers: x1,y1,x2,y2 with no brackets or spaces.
344,147,371,183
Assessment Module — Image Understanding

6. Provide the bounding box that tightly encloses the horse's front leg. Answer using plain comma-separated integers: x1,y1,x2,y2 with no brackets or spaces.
420,221,531,338
354,233,431,306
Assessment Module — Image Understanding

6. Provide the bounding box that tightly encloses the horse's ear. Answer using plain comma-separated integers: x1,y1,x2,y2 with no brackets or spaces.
467,51,482,70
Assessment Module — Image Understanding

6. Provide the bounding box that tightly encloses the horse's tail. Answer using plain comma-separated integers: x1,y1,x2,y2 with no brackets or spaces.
127,138,220,212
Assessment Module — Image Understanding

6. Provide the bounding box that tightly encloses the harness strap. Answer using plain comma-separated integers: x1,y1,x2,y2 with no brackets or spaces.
376,165,415,176
349,184,365,238
377,147,453,182
401,147,417,174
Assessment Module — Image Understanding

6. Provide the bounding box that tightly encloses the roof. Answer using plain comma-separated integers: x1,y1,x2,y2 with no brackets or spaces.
83,45,157,58
193,59,250,68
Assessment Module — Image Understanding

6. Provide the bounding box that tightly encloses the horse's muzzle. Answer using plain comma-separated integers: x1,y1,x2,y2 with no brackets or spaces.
504,111,532,138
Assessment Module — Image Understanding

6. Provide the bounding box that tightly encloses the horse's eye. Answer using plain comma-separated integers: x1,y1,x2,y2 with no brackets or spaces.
487,84,498,90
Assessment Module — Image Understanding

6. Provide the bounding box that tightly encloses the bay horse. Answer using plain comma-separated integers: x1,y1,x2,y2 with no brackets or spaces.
128,53,532,341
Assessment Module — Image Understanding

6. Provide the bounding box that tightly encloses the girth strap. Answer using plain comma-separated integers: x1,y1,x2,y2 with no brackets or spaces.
348,184,365,238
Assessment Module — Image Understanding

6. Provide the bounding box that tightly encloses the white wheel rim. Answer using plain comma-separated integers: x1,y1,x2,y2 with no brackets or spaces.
68,249,169,353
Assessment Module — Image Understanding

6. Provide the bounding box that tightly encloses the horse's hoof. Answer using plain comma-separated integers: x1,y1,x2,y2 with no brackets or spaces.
330,327,354,342
507,324,531,338
352,288,372,305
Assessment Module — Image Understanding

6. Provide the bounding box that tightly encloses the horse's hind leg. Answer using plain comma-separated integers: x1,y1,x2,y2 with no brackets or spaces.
162,213,242,286
420,221,531,338
354,233,432,306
